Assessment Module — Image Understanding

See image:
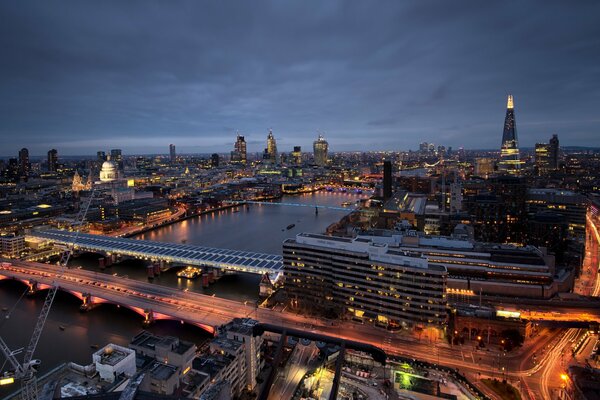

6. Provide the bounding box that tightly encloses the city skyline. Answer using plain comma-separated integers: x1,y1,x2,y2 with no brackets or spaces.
1,2,600,155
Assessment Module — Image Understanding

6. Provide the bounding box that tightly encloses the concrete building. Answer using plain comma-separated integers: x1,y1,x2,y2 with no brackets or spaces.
190,318,263,398
356,227,571,299
526,188,589,241
92,344,136,383
129,331,196,396
0,234,25,258
283,233,448,328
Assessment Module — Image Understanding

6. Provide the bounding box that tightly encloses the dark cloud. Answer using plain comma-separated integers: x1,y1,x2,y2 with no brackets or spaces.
0,0,599,156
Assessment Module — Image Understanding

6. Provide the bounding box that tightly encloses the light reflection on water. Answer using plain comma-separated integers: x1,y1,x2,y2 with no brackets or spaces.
0,192,366,392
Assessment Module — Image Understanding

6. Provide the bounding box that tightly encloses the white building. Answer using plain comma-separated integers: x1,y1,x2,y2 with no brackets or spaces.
92,344,136,383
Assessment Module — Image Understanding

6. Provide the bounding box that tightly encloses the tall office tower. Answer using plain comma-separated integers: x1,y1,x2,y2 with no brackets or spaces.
17,148,29,180
211,153,219,168
291,146,302,165
169,144,176,164
97,151,106,162
266,129,277,164
383,160,393,199
498,95,521,175
535,143,550,176
231,134,247,164
313,134,329,166
47,149,58,172
549,134,559,170
110,149,123,171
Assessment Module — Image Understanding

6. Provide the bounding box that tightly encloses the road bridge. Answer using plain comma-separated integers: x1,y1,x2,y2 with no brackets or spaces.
28,229,283,276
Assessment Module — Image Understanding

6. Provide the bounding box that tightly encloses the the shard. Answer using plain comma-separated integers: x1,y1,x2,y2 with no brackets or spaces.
498,94,521,174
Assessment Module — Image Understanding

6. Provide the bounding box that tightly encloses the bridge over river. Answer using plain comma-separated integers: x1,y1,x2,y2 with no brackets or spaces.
28,229,283,276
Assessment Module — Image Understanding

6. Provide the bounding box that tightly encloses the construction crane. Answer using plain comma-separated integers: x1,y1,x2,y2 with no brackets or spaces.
0,184,96,400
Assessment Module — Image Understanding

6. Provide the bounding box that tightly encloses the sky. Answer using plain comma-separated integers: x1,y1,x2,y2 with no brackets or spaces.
1,1,599,156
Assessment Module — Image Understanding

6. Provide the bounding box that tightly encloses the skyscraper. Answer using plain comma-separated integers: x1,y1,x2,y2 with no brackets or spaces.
266,129,277,164
549,134,559,171
211,153,219,168
47,149,58,172
169,144,176,164
383,160,392,199
18,148,29,180
291,146,302,165
535,143,550,176
231,134,247,164
110,149,123,171
313,134,328,167
498,95,521,175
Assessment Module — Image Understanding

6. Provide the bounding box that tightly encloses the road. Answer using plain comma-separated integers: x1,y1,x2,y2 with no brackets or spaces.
0,259,585,398
269,342,319,400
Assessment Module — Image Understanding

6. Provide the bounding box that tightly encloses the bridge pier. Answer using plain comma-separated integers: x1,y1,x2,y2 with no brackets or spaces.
143,309,155,327
146,264,155,279
153,262,161,276
79,293,99,312
26,279,38,295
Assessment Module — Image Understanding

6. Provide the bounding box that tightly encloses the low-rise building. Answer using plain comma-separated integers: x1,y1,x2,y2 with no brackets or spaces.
92,344,136,383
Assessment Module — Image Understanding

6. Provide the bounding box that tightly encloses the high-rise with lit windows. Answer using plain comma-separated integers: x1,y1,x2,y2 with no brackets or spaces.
313,134,328,167
498,95,521,175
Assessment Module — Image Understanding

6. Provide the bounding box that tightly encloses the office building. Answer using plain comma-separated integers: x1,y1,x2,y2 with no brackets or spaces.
474,158,494,178
47,148,58,172
526,188,588,241
211,153,219,168
129,331,196,396
498,95,521,175
0,234,25,258
291,146,302,165
313,134,329,166
231,134,247,164
549,134,560,170
97,151,106,162
283,233,448,328
169,144,176,164
110,149,123,171
383,160,393,199
535,142,550,176
18,147,30,180
264,129,277,164
353,228,568,299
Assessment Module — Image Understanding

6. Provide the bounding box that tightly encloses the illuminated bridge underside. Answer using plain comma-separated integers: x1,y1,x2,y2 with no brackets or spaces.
30,229,283,275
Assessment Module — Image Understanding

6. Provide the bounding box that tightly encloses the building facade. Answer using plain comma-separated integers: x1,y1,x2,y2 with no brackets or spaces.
313,134,329,167
283,233,448,328
498,95,521,175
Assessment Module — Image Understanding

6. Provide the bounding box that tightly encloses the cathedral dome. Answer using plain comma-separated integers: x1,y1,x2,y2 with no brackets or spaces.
99,159,118,182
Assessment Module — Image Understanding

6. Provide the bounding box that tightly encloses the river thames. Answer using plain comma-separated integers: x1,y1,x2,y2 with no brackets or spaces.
0,191,365,394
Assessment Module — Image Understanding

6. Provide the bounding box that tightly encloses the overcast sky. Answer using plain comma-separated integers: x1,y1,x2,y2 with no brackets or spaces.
1,1,599,156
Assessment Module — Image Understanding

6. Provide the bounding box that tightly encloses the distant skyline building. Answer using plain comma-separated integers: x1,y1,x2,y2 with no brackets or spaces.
549,134,560,170
535,142,550,176
169,144,176,164
47,148,58,172
383,160,392,199
211,153,219,168
110,149,123,171
265,129,277,164
291,146,302,165
17,147,29,180
498,95,521,175
231,134,247,164
313,134,328,166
